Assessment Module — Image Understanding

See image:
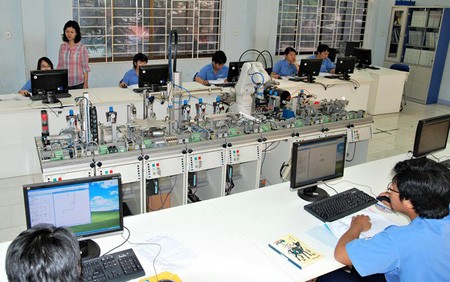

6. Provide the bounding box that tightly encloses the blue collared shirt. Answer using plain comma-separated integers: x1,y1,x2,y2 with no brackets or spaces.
21,80,32,91
197,63,229,80
308,55,335,73
122,68,138,86
273,59,297,76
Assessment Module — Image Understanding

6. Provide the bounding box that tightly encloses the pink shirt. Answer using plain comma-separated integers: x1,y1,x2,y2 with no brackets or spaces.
57,42,90,86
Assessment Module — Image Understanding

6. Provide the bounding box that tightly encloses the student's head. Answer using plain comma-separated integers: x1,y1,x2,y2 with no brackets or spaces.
284,47,297,64
315,44,330,60
6,224,81,282
391,158,450,219
37,57,54,70
133,53,148,69
212,50,227,71
62,20,82,43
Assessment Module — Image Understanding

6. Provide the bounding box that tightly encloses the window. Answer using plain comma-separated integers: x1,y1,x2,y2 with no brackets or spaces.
276,0,368,55
73,0,222,62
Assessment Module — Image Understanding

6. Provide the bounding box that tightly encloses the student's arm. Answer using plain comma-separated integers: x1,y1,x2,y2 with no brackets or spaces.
83,72,89,89
270,71,281,79
334,215,372,266
195,74,209,86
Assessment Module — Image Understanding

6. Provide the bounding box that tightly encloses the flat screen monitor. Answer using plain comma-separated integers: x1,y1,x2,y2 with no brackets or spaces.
31,69,69,96
344,41,361,57
227,61,247,83
298,58,322,83
23,174,123,260
413,114,450,158
290,134,347,202
139,64,169,89
335,57,357,80
353,47,372,68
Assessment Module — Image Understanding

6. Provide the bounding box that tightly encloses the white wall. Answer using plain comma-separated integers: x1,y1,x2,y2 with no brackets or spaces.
1,0,449,103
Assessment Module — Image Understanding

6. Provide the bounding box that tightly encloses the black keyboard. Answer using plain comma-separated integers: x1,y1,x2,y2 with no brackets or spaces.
213,82,236,87
288,77,304,82
365,65,380,70
324,75,341,79
441,159,450,170
30,93,71,101
82,248,145,282
304,188,377,222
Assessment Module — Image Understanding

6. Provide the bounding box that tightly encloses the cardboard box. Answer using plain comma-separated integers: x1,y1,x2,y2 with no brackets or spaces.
146,193,171,212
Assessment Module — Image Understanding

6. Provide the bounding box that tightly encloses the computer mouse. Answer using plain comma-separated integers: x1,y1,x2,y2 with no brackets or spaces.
376,195,391,203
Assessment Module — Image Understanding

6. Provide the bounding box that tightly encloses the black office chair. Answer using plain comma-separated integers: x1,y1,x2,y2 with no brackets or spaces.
390,63,410,111
193,72,199,81
328,48,339,63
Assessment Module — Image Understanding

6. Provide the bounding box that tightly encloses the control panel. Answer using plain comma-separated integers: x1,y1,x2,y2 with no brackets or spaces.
188,150,225,172
145,156,185,179
227,144,261,164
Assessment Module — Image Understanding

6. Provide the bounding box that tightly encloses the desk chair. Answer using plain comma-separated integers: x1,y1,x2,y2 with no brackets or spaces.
328,48,339,63
193,72,199,81
390,63,410,111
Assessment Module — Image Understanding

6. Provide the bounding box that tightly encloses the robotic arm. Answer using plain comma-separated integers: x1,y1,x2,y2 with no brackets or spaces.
235,62,270,115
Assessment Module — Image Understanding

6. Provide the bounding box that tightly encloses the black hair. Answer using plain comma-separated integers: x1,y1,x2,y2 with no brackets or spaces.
316,44,330,54
37,57,54,70
133,53,148,68
212,50,227,65
392,158,450,219
62,20,82,43
284,47,297,56
6,224,81,282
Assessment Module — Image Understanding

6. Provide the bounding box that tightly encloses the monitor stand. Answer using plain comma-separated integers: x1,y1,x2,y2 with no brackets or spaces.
42,91,60,104
297,186,329,202
79,239,101,261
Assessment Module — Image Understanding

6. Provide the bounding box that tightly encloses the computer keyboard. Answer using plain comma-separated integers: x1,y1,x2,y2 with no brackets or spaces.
213,82,236,87
30,93,71,101
82,248,145,282
365,65,380,70
288,76,304,82
304,188,378,222
441,159,450,170
324,75,341,79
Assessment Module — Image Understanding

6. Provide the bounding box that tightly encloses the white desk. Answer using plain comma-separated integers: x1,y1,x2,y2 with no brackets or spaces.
2,148,439,281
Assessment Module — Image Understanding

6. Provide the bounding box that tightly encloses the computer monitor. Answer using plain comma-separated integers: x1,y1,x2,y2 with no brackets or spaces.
31,69,69,97
227,61,247,83
138,64,169,89
335,57,357,80
344,41,361,57
412,114,450,158
290,134,347,202
352,47,372,68
298,58,322,83
23,174,123,260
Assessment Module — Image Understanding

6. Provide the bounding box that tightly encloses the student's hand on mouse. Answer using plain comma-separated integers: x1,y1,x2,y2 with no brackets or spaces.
18,90,30,97
203,80,210,86
350,214,372,232
119,82,128,88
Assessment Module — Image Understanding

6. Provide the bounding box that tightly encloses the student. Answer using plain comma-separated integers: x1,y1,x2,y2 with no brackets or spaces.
195,50,229,85
119,53,148,88
57,20,90,90
308,44,335,73
271,47,299,78
18,57,54,96
5,223,81,282
318,158,450,282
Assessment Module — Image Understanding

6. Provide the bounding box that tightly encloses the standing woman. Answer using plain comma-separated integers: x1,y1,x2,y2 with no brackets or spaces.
57,20,90,89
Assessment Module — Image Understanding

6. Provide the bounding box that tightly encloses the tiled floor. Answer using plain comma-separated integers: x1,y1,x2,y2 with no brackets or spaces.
0,101,449,243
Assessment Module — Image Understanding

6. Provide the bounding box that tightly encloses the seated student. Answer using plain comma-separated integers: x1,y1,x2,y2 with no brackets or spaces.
119,53,148,88
195,50,229,86
318,158,450,282
271,47,299,78
18,57,54,96
308,44,335,73
6,223,81,282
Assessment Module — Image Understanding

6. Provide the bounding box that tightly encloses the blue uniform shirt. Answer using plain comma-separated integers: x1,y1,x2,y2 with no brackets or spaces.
122,68,139,86
197,64,229,80
347,215,450,282
21,80,32,91
273,59,297,76
308,55,335,73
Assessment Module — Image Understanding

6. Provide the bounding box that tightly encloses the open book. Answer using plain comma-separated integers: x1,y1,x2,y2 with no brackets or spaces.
268,234,322,269
325,207,397,239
